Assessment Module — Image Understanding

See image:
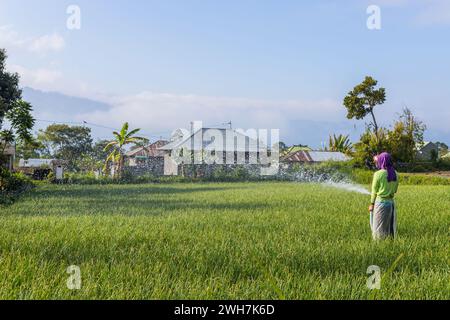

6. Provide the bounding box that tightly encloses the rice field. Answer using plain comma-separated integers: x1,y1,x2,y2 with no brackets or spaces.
0,182,449,299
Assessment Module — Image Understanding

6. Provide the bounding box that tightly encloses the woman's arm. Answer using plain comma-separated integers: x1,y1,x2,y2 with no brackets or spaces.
394,173,399,194
370,171,380,204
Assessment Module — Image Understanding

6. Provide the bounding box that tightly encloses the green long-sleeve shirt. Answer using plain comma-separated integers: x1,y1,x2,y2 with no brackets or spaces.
371,169,399,204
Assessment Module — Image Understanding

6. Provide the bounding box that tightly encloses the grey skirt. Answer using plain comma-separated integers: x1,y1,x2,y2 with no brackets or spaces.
370,201,397,240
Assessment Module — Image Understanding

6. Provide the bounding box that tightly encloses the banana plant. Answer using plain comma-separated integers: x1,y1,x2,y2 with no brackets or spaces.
103,122,145,178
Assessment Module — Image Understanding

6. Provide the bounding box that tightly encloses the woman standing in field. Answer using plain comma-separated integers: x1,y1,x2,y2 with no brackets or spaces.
369,152,399,240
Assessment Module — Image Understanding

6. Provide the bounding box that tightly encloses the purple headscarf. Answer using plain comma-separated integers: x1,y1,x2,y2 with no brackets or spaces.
376,152,397,182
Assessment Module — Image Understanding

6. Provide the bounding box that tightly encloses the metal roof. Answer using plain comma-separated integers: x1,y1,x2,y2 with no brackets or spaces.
159,128,268,152
308,151,350,162
18,159,57,168
282,150,350,163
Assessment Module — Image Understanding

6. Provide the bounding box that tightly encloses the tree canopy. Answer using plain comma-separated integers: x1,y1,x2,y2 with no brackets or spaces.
37,124,93,170
0,49,22,121
343,76,386,136
0,49,35,165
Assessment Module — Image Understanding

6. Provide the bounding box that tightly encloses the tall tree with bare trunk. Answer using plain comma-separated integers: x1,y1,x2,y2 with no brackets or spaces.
343,76,386,151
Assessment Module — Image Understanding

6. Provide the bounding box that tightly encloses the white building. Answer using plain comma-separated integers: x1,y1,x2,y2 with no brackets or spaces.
158,126,274,176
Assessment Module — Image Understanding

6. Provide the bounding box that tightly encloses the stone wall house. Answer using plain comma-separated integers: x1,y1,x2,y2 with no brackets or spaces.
125,140,169,176
158,127,272,176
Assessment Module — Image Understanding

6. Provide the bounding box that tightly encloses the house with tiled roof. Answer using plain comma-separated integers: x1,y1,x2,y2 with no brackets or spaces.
281,145,312,156
125,140,169,167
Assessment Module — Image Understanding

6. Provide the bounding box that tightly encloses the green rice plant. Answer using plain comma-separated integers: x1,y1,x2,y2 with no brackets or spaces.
0,182,448,299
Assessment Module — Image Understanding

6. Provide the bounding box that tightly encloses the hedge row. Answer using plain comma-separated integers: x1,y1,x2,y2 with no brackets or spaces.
350,168,450,185
0,169,35,205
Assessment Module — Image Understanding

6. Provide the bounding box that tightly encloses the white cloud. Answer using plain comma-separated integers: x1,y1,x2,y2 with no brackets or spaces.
6,63,96,98
8,64,62,87
0,25,65,53
0,25,27,47
29,33,65,54
69,90,450,143
77,91,344,135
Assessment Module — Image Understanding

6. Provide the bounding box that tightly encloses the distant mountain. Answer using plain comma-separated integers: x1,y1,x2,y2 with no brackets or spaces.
21,87,114,138
22,87,111,118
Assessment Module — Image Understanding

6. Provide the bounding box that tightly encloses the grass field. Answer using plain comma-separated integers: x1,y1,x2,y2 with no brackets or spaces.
1,182,449,299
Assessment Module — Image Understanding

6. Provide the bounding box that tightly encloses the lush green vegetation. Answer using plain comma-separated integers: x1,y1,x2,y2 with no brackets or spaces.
351,169,450,186
0,49,35,169
0,168,34,204
47,162,450,186
1,182,448,299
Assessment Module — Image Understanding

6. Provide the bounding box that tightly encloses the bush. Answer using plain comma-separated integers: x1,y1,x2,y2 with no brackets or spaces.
53,164,267,185
35,161,450,186
62,172,116,185
349,169,374,185
436,159,450,170
396,162,435,173
0,168,34,204
59,171,191,185
350,168,450,186
229,166,252,181
399,174,450,185
181,164,263,182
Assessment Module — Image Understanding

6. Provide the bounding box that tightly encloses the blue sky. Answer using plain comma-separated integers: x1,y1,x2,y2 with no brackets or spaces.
1,0,450,146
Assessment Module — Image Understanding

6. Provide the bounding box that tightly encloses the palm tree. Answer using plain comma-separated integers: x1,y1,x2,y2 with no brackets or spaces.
328,134,353,155
103,122,145,178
